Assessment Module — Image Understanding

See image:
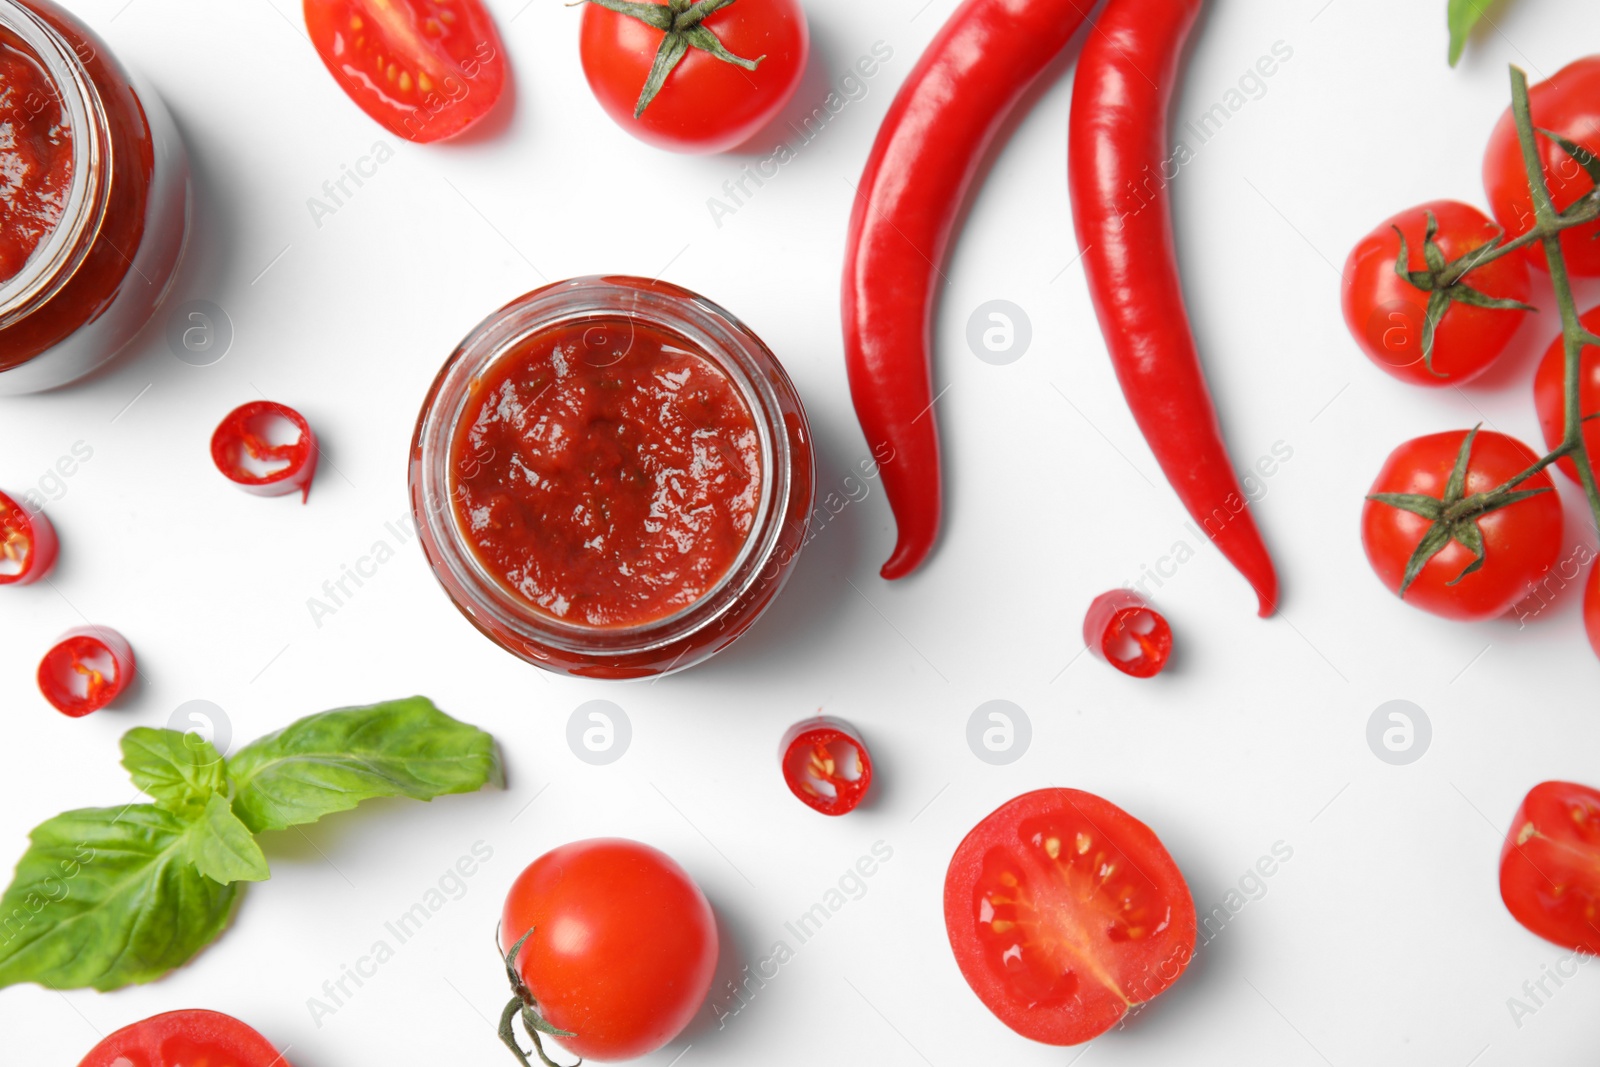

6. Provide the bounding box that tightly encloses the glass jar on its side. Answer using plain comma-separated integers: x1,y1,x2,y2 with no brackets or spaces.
410,275,815,679
0,0,189,395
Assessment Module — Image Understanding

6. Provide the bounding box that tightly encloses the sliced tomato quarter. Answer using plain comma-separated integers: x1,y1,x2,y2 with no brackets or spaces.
944,789,1196,1046
304,0,507,142
780,717,873,815
211,401,319,502
0,489,56,586
39,627,135,718
1501,780,1600,955
1083,590,1172,678
78,1009,290,1067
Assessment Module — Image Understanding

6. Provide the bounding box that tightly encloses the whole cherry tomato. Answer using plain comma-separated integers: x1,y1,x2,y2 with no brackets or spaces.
1341,201,1531,386
304,0,507,142
1362,430,1563,621
1500,781,1600,955
498,838,717,1062
579,0,808,154
78,1009,289,1067
1533,305,1600,484
1484,56,1600,277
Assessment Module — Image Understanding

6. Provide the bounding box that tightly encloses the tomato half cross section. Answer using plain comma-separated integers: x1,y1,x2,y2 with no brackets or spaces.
944,789,1196,1046
1501,781,1600,955
78,1009,290,1067
304,0,507,142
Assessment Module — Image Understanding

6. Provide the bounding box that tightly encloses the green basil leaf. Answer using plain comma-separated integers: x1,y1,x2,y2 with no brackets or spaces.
1447,0,1506,67
226,697,504,833
0,806,238,992
184,796,269,885
121,727,227,815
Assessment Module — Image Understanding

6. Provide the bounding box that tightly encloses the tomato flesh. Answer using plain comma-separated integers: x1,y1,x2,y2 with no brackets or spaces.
944,789,1195,1046
1484,56,1600,277
780,717,872,815
1501,781,1600,955
78,1009,289,1067
499,838,717,1061
1341,200,1531,385
1533,305,1600,485
1082,590,1171,678
304,0,506,142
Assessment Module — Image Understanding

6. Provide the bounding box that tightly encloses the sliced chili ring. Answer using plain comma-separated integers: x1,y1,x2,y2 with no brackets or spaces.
38,626,135,717
1083,590,1172,679
211,401,319,502
780,717,873,816
0,489,57,586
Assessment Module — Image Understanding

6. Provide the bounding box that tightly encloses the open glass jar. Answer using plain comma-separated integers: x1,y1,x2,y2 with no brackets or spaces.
0,0,189,395
410,276,815,679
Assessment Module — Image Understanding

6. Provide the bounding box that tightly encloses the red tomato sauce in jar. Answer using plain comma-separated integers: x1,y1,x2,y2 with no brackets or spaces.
0,26,73,284
451,318,763,629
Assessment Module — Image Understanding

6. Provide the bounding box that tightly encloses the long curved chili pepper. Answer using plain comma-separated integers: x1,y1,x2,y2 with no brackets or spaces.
1068,0,1280,616
843,0,1094,580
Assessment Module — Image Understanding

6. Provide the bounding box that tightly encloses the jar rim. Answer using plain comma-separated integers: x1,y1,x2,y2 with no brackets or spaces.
0,0,108,328
411,275,801,661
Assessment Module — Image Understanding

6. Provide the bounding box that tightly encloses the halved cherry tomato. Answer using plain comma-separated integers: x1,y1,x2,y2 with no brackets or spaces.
211,401,319,502
1533,305,1600,485
780,717,872,815
1341,201,1532,385
1484,56,1600,277
1586,561,1600,660
0,489,57,586
944,789,1196,1046
498,838,717,1063
304,0,507,143
1500,781,1600,955
1083,590,1172,678
38,626,135,717
78,1009,290,1067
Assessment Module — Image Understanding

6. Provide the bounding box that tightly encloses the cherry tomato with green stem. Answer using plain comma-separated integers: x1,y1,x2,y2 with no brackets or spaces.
1485,56,1600,277
1342,201,1532,386
1362,429,1562,621
578,0,808,154
78,1009,289,1067
1533,305,1600,484
497,838,717,1064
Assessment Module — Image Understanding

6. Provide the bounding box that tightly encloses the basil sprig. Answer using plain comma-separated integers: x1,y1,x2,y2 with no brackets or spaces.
0,697,502,992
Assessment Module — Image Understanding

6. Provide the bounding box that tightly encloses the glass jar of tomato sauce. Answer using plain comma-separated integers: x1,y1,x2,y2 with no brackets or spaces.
0,0,188,394
411,276,815,679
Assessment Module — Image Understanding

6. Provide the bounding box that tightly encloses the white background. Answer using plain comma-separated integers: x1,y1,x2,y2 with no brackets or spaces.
2,0,1599,1064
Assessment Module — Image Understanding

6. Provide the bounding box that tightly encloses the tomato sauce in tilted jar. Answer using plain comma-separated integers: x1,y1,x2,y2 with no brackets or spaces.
0,0,188,394
411,276,815,679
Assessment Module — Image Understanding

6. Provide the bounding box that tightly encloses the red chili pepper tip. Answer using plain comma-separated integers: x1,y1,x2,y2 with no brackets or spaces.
211,401,319,503
0,490,58,587
1083,590,1173,679
38,627,136,717
779,716,873,816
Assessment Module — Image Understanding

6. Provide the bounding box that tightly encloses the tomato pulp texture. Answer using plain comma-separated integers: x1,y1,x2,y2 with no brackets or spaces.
1534,305,1600,484
78,1009,289,1067
0,488,57,585
451,316,761,629
1501,781,1600,955
304,0,506,142
1083,590,1172,678
38,626,134,716
945,789,1196,1046
579,0,807,154
780,718,873,815
0,27,73,285
499,838,717,1062
1485,56,1600,277
1342,201,1532,386
1362,430,1563,621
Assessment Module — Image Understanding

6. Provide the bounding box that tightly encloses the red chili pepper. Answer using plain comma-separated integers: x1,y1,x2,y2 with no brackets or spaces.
780,717,872,816
1068,0,1279,616
38,626,135,717
843,0,1094,580
0,489,57,586
211,401,319,502
1083,590,1172,679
